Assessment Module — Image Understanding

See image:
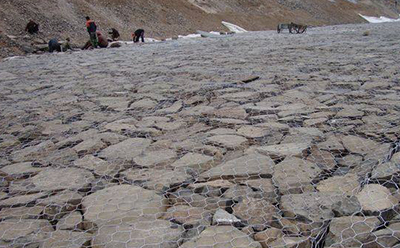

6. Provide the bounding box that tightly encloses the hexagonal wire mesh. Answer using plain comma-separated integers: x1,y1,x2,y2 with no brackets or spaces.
0,22,400,248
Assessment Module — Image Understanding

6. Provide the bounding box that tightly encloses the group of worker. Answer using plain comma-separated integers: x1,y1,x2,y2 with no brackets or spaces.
25,17,145,53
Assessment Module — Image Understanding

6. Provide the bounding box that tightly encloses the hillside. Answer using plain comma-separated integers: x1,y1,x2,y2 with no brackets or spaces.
0,0,399,58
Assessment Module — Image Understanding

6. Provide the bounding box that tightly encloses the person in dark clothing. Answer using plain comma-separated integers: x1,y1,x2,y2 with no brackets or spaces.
97,32,109,48
109,28,120,41
25,20,39,34
132,29,145,43
48,38,61,53
85,16,98,48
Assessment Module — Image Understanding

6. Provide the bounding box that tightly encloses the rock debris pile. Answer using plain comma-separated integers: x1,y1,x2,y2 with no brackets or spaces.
0,22,399,247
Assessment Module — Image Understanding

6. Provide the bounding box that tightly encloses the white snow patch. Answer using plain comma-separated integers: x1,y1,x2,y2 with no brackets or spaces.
178,34,202,39
222,21,248,33
359,14,400,23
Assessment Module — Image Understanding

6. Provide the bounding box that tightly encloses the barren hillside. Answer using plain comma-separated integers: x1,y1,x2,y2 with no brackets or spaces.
0,0,398,58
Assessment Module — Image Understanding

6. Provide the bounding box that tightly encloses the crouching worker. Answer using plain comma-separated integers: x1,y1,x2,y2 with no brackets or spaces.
26,20,39,34
97,32,109,48
109,28,120,41
132,29,145,43
82,32,108,50
48,38,61,53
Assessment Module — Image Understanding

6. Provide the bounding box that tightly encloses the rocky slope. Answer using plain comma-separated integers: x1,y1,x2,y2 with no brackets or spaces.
0,0,399,58
0,21,400,247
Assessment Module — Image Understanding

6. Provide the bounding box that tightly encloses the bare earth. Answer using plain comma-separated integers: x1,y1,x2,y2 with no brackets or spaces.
0,22,400,247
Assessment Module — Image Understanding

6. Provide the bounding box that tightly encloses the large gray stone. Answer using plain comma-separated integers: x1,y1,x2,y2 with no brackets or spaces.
356,184,398,212
206,134,248,150
256,142,310,159
92,219,184,248
325,216,380,247
0,219,54,247
98,138,152,162
179,226,262,248
200,154,275,181
281,192,361,223
82,185,168,226
273,157,322,194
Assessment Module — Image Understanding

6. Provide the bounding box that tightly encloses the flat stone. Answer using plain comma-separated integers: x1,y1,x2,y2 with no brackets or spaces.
220,91,259,102
121,168,191,192
37,190,83,219
268,236,311,248
92,219,184,248
325,216,380,247
233,198,278,230
341,135,380,155
223,185,260,202
156,100,183,114
317,173,360,195
281,192,361,223
38,148,78,166
129,98,158,109
206,134,248,150
356,184,398,212
336,108,364,118
97,97,130,111
307,145,337,171
1,162,43,178
103,121,137,133
207,128,237,135
336,154,363,168
200,154,275,180
73,138,107,155
0,206,44,220
171,152,214,172
134,149,176,167
304,118,328,127
162,205,212,228
0,219,53,246
11,141,55,162
371,161,400,181
206,107,248,119
98,138,152,162
0,192,48,208
209,118,249,126
273,157,322,194
242,178,277,202
365,222,400,248
74,155,122,176
82,185,168,226
154,121,186,131
56,211,82,230
256,142,310,159
188,180,233,197
30,167,94,192
213,208,242,225
254,228,284,248
168,189,230,211
236,126,270,139
41,230,92,248
180,226,262,248
317,135,346,152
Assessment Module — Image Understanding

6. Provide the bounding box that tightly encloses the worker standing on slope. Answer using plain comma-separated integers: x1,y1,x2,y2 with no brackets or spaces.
132,29,145,43
85,16,98,48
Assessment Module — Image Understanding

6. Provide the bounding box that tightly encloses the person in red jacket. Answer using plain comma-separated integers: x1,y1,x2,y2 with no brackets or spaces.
85,16,98,48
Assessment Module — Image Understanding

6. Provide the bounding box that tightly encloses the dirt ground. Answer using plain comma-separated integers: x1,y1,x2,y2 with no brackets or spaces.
0,0,399,59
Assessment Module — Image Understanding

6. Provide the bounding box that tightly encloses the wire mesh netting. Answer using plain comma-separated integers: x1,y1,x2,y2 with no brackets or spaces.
0,22,400,248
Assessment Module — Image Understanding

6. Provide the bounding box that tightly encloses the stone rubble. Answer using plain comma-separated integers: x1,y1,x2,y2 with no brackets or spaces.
0,22,400,247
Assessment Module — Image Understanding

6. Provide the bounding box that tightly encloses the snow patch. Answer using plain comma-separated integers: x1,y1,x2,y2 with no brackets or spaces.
359,14,400,23
222,21,248,33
